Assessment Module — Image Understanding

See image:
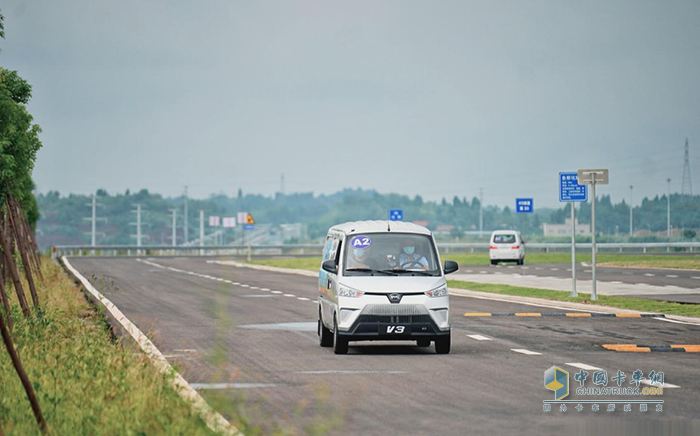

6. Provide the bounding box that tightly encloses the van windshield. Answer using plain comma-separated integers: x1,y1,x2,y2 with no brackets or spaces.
493,234,516,244
343,233,440,276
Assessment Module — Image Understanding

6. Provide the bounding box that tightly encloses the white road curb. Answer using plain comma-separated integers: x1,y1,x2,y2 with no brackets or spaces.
62,256,242,436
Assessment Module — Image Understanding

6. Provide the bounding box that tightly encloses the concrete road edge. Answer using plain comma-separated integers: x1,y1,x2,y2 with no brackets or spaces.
61,256,243,436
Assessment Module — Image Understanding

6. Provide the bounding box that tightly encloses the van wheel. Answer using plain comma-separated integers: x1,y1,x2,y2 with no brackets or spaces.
490,260,497,266
518,258,525,266
416,339,430,347
333,316,348,355
435,332,451,354
319,311,333,347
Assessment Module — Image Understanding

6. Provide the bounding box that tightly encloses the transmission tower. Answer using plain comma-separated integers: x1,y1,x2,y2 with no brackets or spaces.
681,138,692,196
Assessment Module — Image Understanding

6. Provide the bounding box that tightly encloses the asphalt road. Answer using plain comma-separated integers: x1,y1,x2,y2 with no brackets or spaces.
456,262,700,303
67,257,700,435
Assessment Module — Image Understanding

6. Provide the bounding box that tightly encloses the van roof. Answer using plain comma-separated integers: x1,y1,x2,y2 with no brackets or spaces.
329,220,431,236
491,230,519,235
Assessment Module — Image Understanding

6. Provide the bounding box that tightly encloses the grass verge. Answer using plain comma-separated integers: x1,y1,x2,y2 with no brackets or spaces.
448,280,700,317
247,257,700,318
0,259,216,435
252,253,700,270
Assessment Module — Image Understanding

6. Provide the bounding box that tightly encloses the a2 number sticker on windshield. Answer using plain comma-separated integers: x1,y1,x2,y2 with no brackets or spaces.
350,235,372,249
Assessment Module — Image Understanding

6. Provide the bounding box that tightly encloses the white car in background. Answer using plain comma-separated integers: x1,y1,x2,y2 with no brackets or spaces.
489,230,525,265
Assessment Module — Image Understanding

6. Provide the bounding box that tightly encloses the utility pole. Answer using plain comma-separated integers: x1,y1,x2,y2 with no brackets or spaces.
629,185,633,237
170,209,177,247
667,178,671,238
135,204,142,247
183,186,189,244
199,210,204,248
682,138,693,196
479,187,484,237
83,193,105,249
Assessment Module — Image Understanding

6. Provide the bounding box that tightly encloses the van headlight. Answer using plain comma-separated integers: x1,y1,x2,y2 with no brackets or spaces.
425,285,448,298
337,285,364,298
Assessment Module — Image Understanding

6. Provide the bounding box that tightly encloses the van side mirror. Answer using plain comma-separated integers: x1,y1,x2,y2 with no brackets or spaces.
322,260,338,274
443,260,459,275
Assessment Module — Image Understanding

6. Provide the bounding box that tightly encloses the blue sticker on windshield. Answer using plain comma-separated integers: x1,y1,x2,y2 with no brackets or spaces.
350,235,372,249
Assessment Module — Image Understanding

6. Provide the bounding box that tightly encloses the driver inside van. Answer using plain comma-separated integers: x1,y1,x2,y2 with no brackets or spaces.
398,239,429,270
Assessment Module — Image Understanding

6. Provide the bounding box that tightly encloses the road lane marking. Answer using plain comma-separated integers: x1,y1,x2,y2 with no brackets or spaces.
550,268,559,271
298,370,408,375
249,286,259,290
644,273,655,277
240,284,250,288
511,349,542,355
693,277,700,280
242,295,277,298
271,291,283,294
283,294,296,297
297,297,310,301
610,281,623,284
565,363,603,371
666,275,679,278
639,380,680,389
70,258,240,436
260,288,271,291
467,334,492,341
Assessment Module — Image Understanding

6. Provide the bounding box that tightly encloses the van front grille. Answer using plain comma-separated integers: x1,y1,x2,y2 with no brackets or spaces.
356,314,433,324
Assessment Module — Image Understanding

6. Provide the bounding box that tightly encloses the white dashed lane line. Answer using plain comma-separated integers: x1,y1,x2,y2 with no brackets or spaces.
644,274,655,277
666,275,679,278
467,334,492,341
566,363,603,371
511,349,542,356
136,259,313,304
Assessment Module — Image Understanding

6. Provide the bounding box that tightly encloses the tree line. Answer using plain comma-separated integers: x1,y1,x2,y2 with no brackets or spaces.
37,188,700,247
1,10,49,433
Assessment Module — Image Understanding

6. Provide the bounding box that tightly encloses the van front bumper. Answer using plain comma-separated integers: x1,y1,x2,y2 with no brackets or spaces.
338,314,449,341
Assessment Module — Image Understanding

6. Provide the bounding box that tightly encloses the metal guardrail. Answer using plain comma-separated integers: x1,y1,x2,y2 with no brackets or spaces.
52,242,700,259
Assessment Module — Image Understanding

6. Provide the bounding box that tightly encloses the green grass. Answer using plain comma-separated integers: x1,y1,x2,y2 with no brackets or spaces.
248,257,700,318
447,281,700,318
441,252,700,269
0,260,217,435
251,253,700,270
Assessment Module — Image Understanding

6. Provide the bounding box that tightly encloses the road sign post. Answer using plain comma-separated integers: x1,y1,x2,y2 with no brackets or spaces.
578,169,609,301
559,172,588,297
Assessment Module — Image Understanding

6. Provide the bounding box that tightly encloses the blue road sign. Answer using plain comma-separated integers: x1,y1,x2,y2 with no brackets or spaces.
516,198,534,213
559,172,588,202
389,209,403,221
243,224,255,230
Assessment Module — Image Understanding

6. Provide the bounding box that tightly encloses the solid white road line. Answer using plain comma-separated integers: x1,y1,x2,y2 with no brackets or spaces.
639,380,680,389
565,363,603,371
511,349,542,356
467,334,492,341
67,257,240,436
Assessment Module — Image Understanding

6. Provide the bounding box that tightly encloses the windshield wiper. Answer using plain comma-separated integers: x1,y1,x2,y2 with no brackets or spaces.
388,269,435,276
346,268,398,276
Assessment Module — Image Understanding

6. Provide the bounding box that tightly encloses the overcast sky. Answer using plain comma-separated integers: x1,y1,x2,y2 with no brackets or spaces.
2,0,699,208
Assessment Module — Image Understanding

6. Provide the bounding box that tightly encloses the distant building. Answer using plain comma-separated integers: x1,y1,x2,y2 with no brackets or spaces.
434,225,455,235
542,218,591,237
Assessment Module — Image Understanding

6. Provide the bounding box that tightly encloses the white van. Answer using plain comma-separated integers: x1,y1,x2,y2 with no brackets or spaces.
489,230,525,265
317,221,459,355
